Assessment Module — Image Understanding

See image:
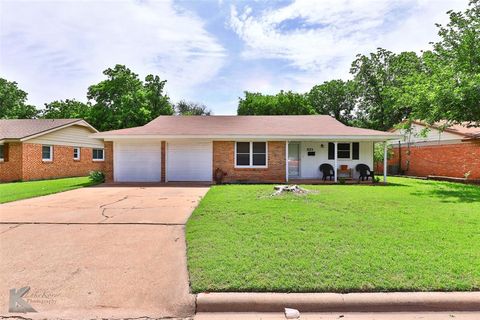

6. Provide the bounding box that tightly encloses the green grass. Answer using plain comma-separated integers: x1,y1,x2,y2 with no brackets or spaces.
186,177,480,293
0,176,97,203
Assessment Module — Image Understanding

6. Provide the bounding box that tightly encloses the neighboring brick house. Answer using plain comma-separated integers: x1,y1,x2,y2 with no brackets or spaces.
381,121,480,180
0,119,106,182
93,115,400,183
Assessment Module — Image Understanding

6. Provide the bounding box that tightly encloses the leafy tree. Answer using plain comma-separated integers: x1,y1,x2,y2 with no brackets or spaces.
87,65,173,131
402,0,480,126
175,100,211,115
350,49,422,131
308,79,356,124
41,99,91,120
0,78,38,119
144,75,174,116
237,91,314,115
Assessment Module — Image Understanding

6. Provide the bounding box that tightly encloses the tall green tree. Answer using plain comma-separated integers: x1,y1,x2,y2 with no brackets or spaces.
350,49,422,131
41,99,91,120
402,0,480,125
175,100,211,115
237,91,314,115
87,65,173,131
308,79,356,124
0,78,38,119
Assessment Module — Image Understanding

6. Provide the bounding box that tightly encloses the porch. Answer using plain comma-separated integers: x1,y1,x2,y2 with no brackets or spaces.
285,140,388,183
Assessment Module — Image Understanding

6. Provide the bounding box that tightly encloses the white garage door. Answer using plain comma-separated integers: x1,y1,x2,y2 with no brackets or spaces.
114,142,162,182
167,141,212,181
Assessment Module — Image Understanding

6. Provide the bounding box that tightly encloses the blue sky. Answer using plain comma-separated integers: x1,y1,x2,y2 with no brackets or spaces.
0,0,468,115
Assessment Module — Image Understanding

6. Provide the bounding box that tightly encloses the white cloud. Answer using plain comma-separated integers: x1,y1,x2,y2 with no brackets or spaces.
0,0,226,107
229,0,469,82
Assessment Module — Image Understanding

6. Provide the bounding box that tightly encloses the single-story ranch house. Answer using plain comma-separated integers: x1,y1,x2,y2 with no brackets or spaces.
383,121,480,179
93,115,401,183
0,119,104,182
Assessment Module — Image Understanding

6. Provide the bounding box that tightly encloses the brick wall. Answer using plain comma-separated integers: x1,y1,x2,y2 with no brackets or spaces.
377,142,480,179
104,141,114,182
21,143,105,181
0,143,23,182
213,141,286,183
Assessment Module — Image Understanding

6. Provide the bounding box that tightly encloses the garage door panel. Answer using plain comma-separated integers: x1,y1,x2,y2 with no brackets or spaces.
115,142,161,182
167,142,212,182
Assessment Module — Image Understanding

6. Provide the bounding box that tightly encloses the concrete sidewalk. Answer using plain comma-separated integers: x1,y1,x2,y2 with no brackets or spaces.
195,312,480,319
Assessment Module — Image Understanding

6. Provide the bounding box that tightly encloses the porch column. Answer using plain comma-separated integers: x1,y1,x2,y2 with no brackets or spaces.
285,141,289,183
334,141,338,182
383,141,388,183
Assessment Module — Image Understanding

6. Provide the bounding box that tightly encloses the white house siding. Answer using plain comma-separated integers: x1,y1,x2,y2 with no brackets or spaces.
297,141,374,179
390,123,462,145
28,125,104,148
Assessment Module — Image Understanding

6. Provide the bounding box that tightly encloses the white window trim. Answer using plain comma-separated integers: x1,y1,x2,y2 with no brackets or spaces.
234,141,268,168
92,148,105,162
337,142,352,160
73,147,81,160
42,145,53,162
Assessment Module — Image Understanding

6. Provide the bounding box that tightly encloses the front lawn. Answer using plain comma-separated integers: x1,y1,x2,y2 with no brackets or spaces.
0,176,96,203
186,177,480,293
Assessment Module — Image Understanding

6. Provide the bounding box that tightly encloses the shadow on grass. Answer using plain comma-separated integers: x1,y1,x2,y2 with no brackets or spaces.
411,183,480,203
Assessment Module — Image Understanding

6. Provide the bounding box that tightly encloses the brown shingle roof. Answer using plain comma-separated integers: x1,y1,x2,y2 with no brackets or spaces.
0,119,84,140
94,115,399,138
411,120,480,138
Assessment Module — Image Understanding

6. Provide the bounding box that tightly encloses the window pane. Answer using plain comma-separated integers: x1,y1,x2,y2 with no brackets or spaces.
0,145,3,159
338,143,350,151
252,142,266,153
236,142,250,153
236,153,250,166
252,154,266,166
42,146,51,159
338,151,350,159
93,149,104,160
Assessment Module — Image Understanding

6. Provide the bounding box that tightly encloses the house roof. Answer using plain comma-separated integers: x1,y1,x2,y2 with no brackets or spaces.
93,115,401,140
0,119,97,142
395,120,480,138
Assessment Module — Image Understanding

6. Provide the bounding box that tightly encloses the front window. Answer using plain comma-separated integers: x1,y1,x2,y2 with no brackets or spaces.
235,142,267,167
337,143,351,159
92,148,104,161
73,147,80,160
0,145,4,161
42,145,53,161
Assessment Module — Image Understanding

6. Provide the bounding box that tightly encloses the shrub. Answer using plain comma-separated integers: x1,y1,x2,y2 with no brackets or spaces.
338,177,346,184
89,170,105,183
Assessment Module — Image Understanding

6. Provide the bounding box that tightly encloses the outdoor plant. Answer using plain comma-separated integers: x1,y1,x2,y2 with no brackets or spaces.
338,177,346,184
374,176,381,183
89,170,105,183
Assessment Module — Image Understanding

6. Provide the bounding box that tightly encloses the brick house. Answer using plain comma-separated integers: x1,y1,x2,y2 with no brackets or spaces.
383,121,480,180
0,119,105,182
93,115,400,183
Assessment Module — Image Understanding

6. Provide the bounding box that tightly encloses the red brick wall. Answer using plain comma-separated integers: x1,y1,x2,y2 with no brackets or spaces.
0,143,23,182
21,143,105,181
377,142,480,179
213,141,286,183
104,141,114,182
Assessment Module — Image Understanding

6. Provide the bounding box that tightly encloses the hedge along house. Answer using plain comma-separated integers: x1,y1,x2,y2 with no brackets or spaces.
0,119,105,182
93,115,401,184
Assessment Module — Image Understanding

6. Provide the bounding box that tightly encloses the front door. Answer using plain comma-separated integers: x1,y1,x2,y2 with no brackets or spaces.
288,143,300,178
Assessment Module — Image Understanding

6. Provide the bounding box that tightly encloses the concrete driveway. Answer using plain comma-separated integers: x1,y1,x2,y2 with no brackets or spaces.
0,183,210,319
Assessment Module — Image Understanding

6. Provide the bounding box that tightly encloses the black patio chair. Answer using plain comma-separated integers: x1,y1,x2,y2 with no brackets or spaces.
355,164,375,181
319,163,335,181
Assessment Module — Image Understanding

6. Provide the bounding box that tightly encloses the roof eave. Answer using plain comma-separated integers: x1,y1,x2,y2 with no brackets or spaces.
93,134,403,141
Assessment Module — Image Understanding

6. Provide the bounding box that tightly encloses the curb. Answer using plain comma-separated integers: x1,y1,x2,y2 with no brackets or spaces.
196,292,480,313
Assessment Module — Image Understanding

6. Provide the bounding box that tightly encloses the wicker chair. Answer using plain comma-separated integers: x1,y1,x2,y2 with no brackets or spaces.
319,163,335,181
355,164,375,181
